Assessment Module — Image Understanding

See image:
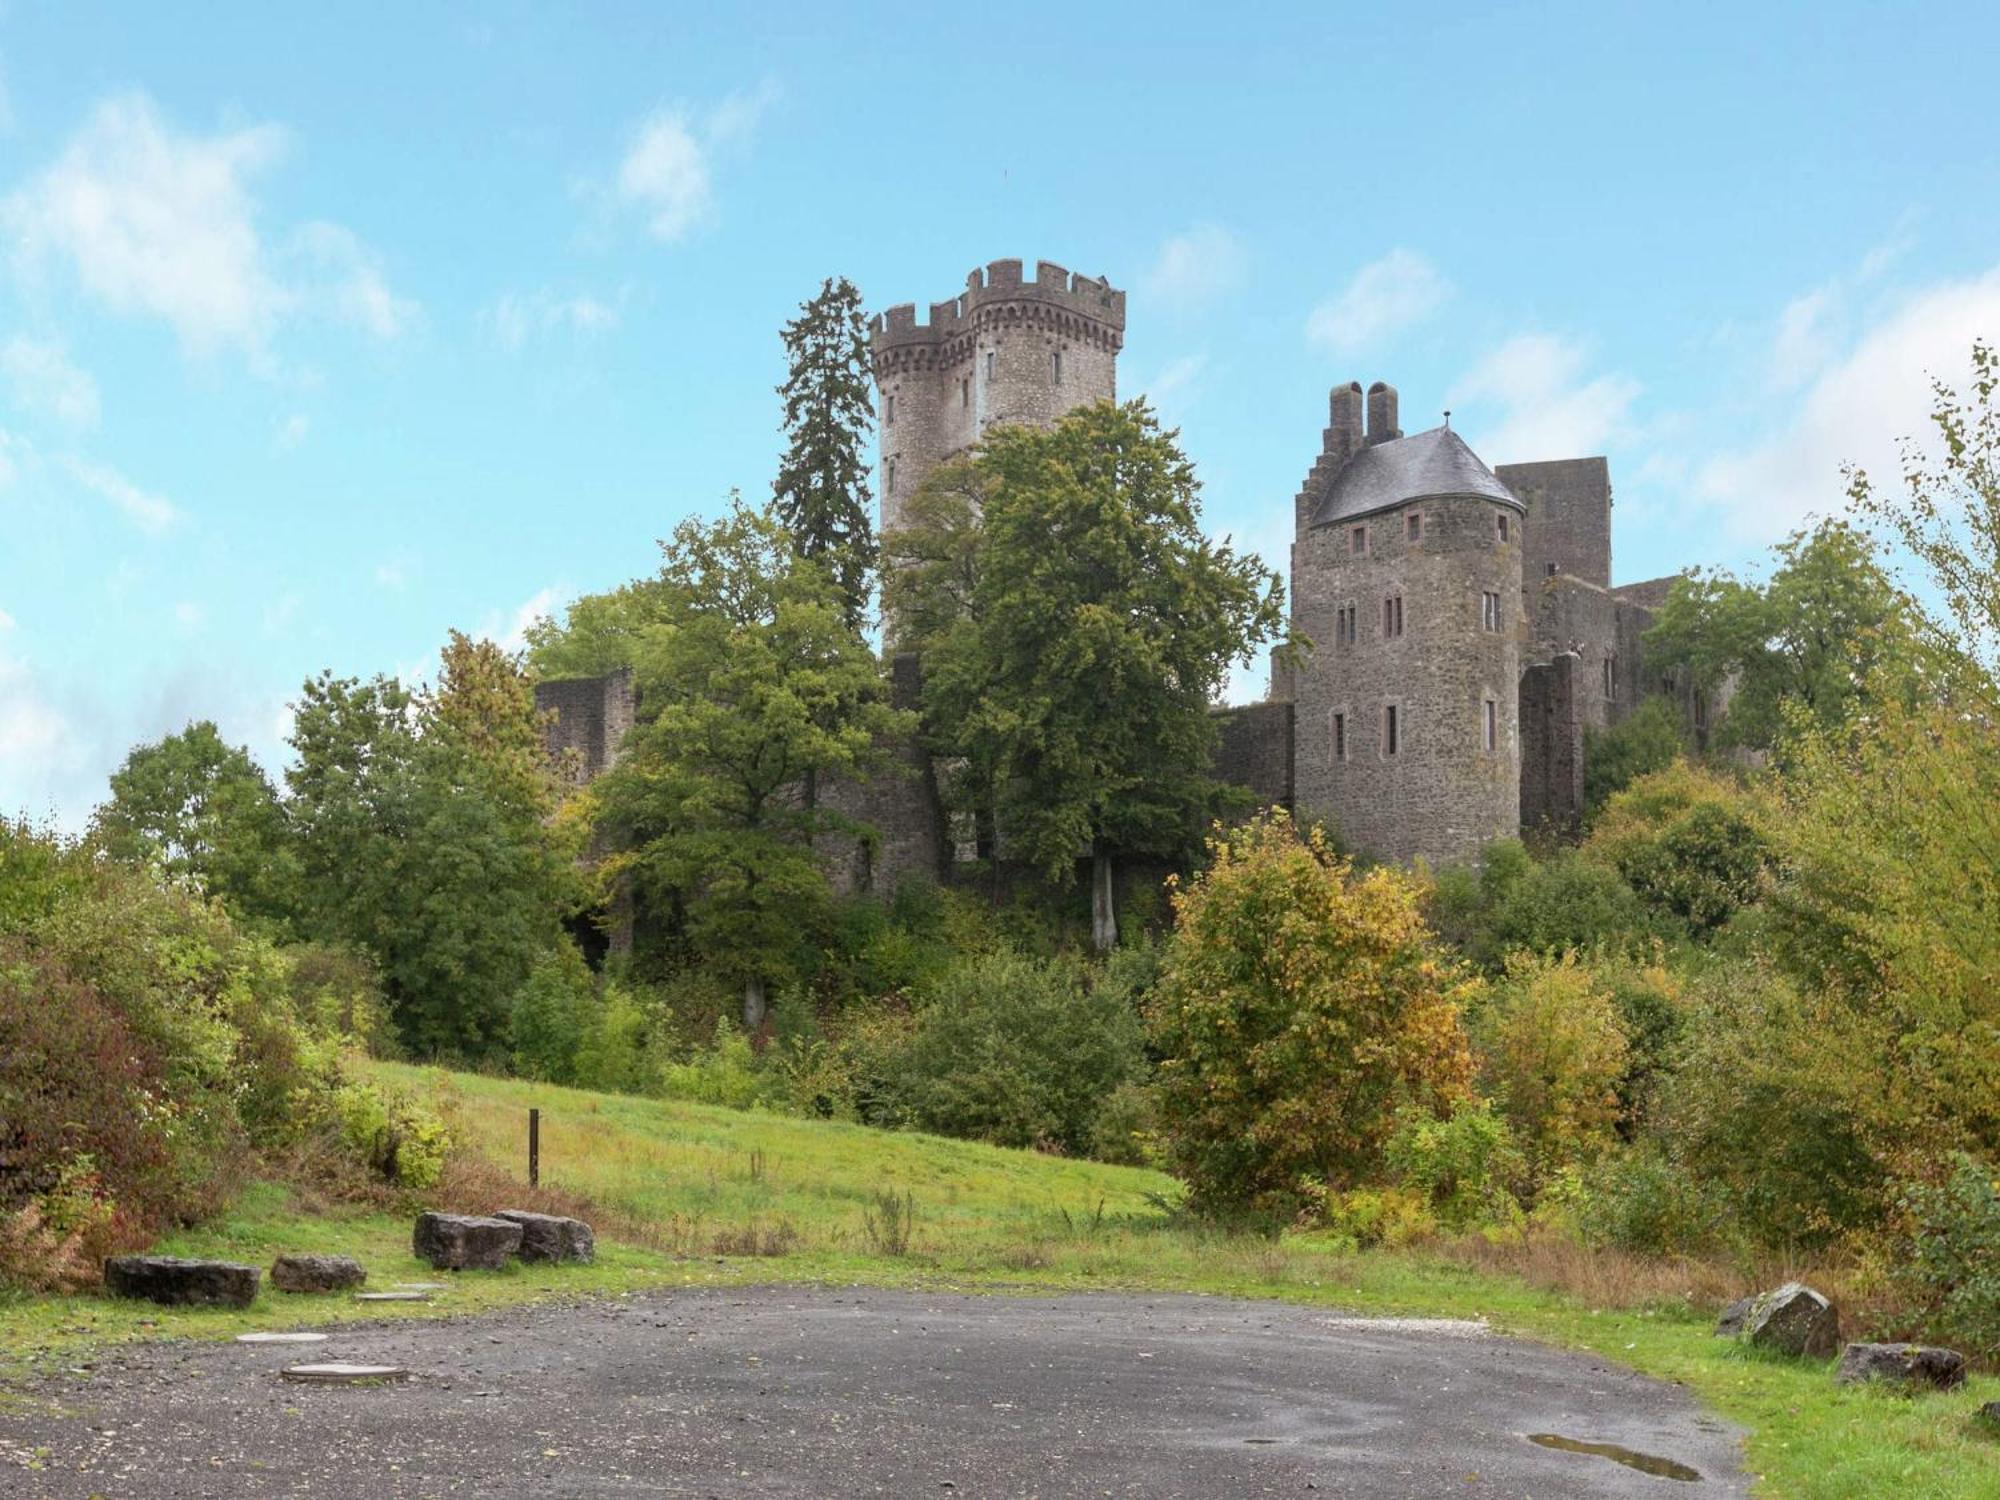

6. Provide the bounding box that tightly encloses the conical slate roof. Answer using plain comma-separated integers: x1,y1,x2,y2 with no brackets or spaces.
1309,425,1523,529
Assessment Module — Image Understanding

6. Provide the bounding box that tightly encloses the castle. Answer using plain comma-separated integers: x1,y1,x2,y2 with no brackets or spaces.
538,256,1696,885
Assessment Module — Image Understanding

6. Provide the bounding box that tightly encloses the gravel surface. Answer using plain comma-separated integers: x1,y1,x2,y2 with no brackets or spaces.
0,1286,1747,1497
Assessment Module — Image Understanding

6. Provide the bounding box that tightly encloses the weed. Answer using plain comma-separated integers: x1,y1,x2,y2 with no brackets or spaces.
863,1189,917,1257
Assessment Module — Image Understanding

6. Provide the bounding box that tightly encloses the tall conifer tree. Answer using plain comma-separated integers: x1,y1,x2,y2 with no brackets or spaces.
773,276,878,631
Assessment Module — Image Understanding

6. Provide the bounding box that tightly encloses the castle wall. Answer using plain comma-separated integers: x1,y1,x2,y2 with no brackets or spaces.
1499,457,1612,593
1292,495,1522,867
1527,574,1652,733
816,653,946,895
535,667,637,785
1211,700,1295,813
1519,652,1583,837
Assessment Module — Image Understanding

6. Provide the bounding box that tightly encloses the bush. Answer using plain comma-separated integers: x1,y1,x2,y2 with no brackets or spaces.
1896,1155,2000,1362
1429,840,1652,970
1583,697,1688,818
1575,1144,1726,1254
658,1019,771,1109
1319,1187,1435,1249
1148,811,1474,1219
509,948,594,1083
1475,951,1630,1186
868,951,1146,1155
329,1080,450,1190
1386,1103,1526,1231
1587,762,1771,935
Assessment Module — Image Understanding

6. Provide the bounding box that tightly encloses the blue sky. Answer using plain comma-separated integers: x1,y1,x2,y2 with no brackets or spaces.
4,1,1999,827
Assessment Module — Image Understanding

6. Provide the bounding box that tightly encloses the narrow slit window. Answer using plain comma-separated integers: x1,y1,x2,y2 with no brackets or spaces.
985,350,996,382
1383,595,1404,639
961,376,970,408
885,393,895,425
1481,590,1501,632
1484,698,1498,752
886,457,897,496
1406,512,1422,541
1497,513,1510,542
1384,704,1399,756
1337,603,1357,647
1546,561,1559,577
1351,525,1367,555
1603,653,1619,700
1333,712,1346,762
1051,348,1063,383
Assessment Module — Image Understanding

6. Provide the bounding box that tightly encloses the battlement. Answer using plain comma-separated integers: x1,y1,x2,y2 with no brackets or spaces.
871,258,1126,355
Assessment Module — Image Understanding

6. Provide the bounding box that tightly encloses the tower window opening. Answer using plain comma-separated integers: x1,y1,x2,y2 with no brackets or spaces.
1407,512,1422,541
985,350,996,382
886,457,898,495
1384,704,1400,756
1337,603,1357,647
1052,348,1063,383
1603,652,1619,700
1497,513,1510,542
885,393,895,425
1481,590,1501,632
1484,698,1498,752
1383,594,1404,639
1351,524,1367,555
1333,712,1346,762
961,376,970,408
1546,561,1559,577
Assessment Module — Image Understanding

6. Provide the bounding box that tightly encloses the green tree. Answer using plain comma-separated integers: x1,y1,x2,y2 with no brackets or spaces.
1475,951,1630,1187
903,401,1287,950
90,721,300,927
286,642,580,1058
773,275,877,631
1147,811,1475,1218
522,576,674,680
1582,696,1687,817
1643,518,1913,751
594,498,907,1029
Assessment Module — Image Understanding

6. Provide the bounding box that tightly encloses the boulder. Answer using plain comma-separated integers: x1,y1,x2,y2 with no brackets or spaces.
1834,1342,1967,1390
1976,1400,2000,1432
412,1212,522,1270
1714,1282,1839,1358
103,1256,260,1309
270,1253,366,1293
494,1209,595,1264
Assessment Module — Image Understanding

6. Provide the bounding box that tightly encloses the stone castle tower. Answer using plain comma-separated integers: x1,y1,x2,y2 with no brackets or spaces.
869,258,1125,531
1286,384,1525,864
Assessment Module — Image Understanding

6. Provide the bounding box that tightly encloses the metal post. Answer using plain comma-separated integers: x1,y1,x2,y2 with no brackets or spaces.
529,1108,540,1188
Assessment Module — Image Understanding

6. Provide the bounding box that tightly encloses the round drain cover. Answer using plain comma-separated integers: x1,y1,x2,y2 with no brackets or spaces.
236,1332,329,1345
280,1363,409,1384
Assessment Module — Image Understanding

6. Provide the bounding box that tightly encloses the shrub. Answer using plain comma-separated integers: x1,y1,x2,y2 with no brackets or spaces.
1475,951,1631,1186
1896,1155,2000,1362
1587,761,1772,935
1319,1187,1435,1249
574,981,660,1094
509,948,593,1083
329,1080,450,1189
1148,811,1475,1219
869,951,1146,1155
1488,852,1654,960
1575,1144,1726,1254
1386,1103,1527,1231
1089,1081,1163,1169
658,1019,771,1109
286,940,396,1056
1583,697,1688,818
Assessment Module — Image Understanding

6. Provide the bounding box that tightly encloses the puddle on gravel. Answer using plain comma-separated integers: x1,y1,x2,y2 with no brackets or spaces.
1528,1433,1702,1481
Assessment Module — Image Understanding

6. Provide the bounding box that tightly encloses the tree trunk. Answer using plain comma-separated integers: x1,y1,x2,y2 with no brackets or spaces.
743,975,768,1033
1091,843,1117,955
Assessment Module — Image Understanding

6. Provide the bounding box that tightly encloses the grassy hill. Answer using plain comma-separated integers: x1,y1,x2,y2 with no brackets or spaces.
4,1062,1998,1498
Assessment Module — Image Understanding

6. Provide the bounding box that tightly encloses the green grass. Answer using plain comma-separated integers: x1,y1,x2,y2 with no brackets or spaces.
6,1060,1999,1497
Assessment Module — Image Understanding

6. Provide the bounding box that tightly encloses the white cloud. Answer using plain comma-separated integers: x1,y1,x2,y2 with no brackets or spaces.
2,336,100,429
1448,333,1641,463
485,585,560,654
0,428,27,488
1697,265,2000,542
1142,225,1246,314
275,413,309,450
61,454,182,532
4,93,413,361
1306,250,1452,357
0,606,14,631
0,634,75,814
1137,353,1208,418
486,287,621,350
374,557,411,590
614,82,778,243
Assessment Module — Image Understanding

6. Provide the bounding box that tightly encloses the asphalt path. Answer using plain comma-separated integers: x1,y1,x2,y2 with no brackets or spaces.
0,1286,1748,1498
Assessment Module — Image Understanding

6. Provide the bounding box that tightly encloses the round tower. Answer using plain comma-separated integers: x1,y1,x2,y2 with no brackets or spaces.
869,258,1125,534
1290,404,1524,866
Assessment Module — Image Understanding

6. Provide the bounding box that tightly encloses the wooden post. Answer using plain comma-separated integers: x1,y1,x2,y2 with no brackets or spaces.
528,1108,540,1188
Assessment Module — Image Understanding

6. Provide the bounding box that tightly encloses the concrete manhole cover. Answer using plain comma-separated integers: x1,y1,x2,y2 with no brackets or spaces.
394,1282,450,1291
356,1291,433,1303
235,1332,329,1345
280,1363,409,1385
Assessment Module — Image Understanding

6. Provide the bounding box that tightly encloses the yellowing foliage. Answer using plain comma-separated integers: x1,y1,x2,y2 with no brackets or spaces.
1477,951,1630,1185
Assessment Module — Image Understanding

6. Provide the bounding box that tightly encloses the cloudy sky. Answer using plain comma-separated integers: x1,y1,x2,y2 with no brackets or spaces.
3,2,1998,827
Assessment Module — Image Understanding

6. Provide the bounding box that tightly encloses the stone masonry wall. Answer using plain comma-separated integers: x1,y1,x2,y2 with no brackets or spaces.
1519,652,1583,836
1212,700,1295,814
1293,495,1522,866
535,667,637,785
1499,457,1612,594
1527,574,1653,734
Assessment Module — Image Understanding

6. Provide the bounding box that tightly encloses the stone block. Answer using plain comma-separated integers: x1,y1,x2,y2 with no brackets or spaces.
1745,1282,1840,1359
103,1255,260,1308
270,1253,366,1293
412,1212,523,1270
494,1209,595,1264
1834,1342,1966,1390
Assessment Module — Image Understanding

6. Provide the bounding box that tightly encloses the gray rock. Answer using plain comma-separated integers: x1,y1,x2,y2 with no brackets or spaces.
103,1255,260,1308
494,1209,595,1264
270,1253,366,1293
1714,1295,1755,1338
412,1212,523,1270
1975,1400,2000,1431
1834,1342,1966,1390
1745,1282,1840,1359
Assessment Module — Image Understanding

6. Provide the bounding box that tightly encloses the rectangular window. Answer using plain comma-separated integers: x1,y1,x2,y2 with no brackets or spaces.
985,350,996,381
1497,513,1510,542
961,376,970,408
1350,525,1367,555
1384,704,1399,756
1546,561,1559,577
1051,349,1063,382
1481,591,1501,632
1484,698,1498,751
1382,595,1404,639
1337,603,1357,647
1333,712,1346,762
885,393,895,425
886,457,897,495
1603,653,1618,700
1406,512,1422,541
